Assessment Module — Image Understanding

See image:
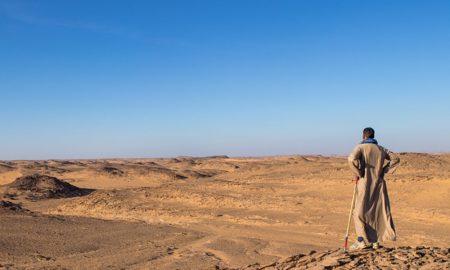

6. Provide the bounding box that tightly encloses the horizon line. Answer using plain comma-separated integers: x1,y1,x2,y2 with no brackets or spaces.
2,151,449,162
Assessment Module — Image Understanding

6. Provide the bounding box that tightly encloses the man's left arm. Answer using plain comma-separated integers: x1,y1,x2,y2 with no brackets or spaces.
382,148,400,175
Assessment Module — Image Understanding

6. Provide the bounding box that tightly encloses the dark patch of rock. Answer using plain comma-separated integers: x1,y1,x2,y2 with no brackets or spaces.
0,200,24,211
102,166,125,176
6,174,90,200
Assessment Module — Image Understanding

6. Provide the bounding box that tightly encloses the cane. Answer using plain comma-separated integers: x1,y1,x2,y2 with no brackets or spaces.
343,177,359,252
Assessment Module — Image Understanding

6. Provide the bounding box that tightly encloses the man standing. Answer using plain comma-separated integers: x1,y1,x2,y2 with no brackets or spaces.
348,127,400,250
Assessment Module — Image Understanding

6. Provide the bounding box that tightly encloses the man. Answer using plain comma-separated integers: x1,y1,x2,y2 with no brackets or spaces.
348,127,400,250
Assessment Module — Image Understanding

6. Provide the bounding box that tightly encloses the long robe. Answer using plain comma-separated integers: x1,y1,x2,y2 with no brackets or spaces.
348,143,400,243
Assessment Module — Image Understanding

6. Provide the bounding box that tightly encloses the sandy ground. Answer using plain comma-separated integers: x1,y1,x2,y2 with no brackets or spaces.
0,153,449,269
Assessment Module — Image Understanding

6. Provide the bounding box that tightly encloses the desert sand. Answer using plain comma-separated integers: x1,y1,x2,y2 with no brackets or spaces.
0,153,449,269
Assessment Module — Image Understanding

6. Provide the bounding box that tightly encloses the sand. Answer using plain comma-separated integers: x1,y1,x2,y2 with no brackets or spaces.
0,153,449,269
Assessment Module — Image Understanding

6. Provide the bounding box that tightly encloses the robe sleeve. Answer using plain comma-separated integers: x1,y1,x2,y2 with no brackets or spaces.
348,145,363,178
382,147,400,174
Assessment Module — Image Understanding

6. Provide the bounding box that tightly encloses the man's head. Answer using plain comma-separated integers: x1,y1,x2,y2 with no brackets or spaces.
363,127,375,139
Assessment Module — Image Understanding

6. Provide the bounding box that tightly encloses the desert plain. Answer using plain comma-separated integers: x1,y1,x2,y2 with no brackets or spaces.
0,153,449,269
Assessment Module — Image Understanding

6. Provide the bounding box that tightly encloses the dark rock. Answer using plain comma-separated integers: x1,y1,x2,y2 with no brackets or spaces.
102,166,124,176
7,174,91,200
0,200,23,211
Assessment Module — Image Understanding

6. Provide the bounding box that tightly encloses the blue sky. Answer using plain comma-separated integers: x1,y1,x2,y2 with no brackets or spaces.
1,0,449,159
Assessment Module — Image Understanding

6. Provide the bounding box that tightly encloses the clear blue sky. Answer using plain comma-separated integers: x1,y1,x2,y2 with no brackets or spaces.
1,0,449,160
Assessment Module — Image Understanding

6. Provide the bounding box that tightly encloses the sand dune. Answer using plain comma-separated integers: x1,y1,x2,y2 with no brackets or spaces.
0,153,449,269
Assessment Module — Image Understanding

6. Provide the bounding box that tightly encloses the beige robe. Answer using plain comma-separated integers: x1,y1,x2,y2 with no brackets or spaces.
348,143,400,243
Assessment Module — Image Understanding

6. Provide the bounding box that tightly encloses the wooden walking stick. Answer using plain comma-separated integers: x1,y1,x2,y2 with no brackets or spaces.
343,177,359,252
